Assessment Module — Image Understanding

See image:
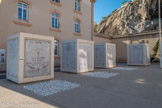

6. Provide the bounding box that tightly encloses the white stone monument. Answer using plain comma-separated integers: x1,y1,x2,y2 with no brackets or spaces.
127,44,150,66
7,32,54,84
61,39,94,73
94,43,116,68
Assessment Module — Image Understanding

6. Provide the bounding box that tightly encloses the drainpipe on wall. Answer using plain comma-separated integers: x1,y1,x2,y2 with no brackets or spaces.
91,0,95,41
0,40,2,48
159,0,162,68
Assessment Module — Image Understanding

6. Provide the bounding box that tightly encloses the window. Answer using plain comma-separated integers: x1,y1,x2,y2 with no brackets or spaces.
18,2,28,21
50,0,62,6
54,40,59,56
75,0,80,11
52,13,59,29
0,49,5,64
52,0,60,3
75,20,80,33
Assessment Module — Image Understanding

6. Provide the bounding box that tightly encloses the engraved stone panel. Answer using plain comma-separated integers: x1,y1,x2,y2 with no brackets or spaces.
79,42,93,71
24,39,51,78
8,38,19,78
129,45,143,65
94,45,105,67
61,42,76,70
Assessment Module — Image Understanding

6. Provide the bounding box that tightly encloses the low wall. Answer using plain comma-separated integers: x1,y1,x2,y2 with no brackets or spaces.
111,31,160,62
94,33,111,43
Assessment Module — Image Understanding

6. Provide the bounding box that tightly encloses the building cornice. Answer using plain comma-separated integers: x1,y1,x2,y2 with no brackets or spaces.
90,0,96,3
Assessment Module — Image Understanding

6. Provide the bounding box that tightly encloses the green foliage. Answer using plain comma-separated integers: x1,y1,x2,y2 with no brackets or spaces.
100,9,117,24
153,40,159,53
112,9,117,13
94,24,98,33
100,16,108,24
102,16,108,20
151,39,159,62
122,1,129,5
133,0,140,2
121,0,134,6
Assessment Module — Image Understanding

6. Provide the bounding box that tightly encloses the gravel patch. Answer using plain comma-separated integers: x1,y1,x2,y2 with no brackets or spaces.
23,80,80,97
112,67,137,71
82,72,119,78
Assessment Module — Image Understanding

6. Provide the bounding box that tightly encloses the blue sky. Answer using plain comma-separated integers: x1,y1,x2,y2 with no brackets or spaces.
94,0,125,24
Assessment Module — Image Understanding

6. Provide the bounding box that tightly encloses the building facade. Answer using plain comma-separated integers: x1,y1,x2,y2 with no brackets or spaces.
0,0,96,71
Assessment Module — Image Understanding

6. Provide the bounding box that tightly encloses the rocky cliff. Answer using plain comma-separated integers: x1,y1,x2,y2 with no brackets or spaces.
97,0,161,36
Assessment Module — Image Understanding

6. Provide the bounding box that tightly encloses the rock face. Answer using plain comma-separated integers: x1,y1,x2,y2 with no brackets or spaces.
97,0,161,36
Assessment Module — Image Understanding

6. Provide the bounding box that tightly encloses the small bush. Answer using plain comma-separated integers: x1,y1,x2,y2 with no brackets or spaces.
153,39,159,53
151,39,159,62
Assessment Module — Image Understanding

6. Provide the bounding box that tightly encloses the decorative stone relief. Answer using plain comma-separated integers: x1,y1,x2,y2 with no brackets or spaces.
24,39,51,78
79,42,93,71
107,45,116,67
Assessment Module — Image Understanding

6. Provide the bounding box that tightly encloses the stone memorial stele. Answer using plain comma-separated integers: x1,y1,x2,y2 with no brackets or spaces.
94,43,116,68
7,32,54,84
61,39,94,73
127,43,150,66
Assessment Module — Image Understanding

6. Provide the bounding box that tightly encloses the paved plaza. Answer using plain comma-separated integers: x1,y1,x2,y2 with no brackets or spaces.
0,63,162,108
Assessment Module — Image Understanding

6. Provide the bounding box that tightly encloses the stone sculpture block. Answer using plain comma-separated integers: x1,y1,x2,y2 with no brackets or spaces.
94,43,116,68
61,39,94,73
127,44,150,66
7,32,54,84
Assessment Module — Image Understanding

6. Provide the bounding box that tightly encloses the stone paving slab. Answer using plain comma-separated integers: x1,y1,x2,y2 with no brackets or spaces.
0,63,162,108
0,79,65,108
45,86,162,108
0,84,59,108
